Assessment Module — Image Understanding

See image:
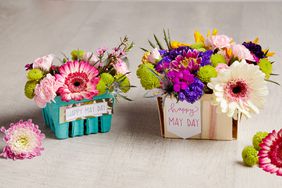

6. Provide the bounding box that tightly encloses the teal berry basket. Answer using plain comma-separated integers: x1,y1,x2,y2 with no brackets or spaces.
42,93,115,139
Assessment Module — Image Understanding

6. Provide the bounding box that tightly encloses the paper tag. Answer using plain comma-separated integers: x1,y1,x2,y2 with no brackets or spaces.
65,102,108,121
59,98,113,123
163,97,201,139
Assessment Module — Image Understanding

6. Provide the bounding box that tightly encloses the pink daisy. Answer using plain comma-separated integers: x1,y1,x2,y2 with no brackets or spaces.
0,119,45,160
258,129,282,176
55,61,100,101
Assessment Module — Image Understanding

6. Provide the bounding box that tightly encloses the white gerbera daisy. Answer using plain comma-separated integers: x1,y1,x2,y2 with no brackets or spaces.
207,60,269,118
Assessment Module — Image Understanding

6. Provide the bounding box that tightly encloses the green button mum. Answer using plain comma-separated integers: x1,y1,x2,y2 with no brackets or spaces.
24,81,38,99
27,69,44,81
253,131,269,151
115,74,131,93
258,58,272,79
136,63,160,90
210,54,227,67
100,73,114,86
242,146,258,167
197,65,217,83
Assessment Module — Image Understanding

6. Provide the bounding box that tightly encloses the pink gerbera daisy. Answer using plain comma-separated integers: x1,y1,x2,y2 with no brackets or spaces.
0,119,45,160
55,61,100,101
258,129,282,176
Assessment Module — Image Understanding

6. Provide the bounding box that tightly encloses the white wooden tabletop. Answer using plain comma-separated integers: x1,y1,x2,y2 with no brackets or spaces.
0,0,281,187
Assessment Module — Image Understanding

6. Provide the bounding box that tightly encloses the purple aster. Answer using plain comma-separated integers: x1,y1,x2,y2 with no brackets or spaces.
199,50,213,66
178,92,186,101
164,46,191,60
155,46,191,73
183,78,204,103
242,42,265,59
155,56,171,72
158,50,167,56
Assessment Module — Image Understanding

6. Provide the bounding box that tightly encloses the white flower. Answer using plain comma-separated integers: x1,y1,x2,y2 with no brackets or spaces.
113,59,129,75
148,48,161,64
33,54,54,71
83,52,99,66
207,60,269,118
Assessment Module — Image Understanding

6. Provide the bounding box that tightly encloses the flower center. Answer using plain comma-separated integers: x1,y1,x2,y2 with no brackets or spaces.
65,72,89,93
15,136,29,148
74,81,81,87
224,79,250,102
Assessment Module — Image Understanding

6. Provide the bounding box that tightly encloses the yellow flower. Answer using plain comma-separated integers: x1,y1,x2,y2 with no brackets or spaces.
170,41,189,49
253,37,259,44
141,52,150,64
194,31,205,44
263,49,275,57
206,28,218,37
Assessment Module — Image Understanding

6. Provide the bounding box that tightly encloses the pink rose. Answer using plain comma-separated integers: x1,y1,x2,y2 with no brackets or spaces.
83,52,99,66
231,44,255,61
33,54,54,72
113,59,129,75
205,35,232,49
148,48,161,64
215,63,229,73
34,74,62,108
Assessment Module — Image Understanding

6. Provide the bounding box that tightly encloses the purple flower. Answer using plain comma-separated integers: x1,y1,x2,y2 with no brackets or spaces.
242,42,265,59
25,63,33,71
199,50,213,66
183,78,204,103
178,92,186,101
167,69,195,91
155,56,171,73
173,84,181,92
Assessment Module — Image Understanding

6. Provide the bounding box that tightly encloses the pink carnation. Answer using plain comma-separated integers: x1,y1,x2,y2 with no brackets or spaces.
205,35,232,49
34,74,62,108
113,59,129,75
33,54,54,71
0,119,45,160
231,44,255,61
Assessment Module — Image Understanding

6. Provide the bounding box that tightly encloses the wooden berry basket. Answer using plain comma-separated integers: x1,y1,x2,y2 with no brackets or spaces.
157,94,238,140
42,93,114,139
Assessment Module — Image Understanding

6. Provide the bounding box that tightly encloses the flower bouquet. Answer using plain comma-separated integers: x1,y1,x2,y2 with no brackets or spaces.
137,30,278,140
24,37,134,139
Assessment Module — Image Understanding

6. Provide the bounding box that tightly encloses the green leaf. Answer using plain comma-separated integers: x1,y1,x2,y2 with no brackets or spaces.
148,40,156,48
61,52,69,61
154,34,164,50
163,29,171,50
264,49,269,56
117,93,133,101
168,29,172,44
115,72,130,83
140,47,149,52
126,41,134,52
87,52,94,61
265,79,280,86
